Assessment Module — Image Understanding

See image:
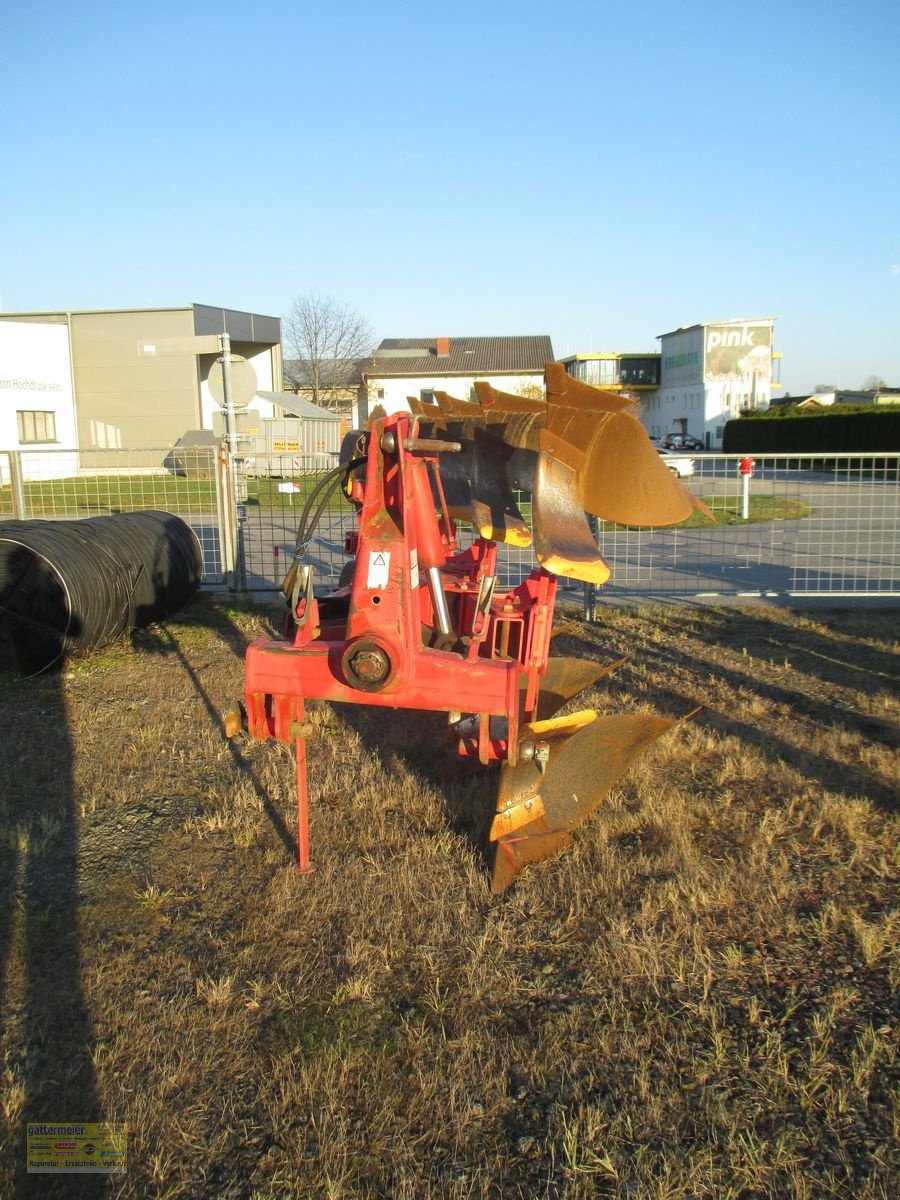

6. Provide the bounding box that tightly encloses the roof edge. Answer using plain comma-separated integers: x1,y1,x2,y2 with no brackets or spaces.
657,316,779,339
0,302,281,321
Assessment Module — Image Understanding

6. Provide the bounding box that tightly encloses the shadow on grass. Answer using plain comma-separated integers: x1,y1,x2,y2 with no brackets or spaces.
332,703,499,876
564,605,899,815
131,596,299,865
0,660,107,1198
161,592,502,886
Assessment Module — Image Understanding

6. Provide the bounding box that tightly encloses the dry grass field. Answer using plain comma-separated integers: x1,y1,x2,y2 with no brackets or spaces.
0,596,896,1199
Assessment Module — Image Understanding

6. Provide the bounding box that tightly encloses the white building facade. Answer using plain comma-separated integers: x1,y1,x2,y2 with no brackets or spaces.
0,319,79,481
364,336,553,423
643,317,777,447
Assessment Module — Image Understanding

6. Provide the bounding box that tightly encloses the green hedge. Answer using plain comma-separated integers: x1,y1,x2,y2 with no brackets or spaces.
722,409,900,453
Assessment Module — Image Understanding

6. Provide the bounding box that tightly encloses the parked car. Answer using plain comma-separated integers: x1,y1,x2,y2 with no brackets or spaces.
657,449,695,478
662,433,705,451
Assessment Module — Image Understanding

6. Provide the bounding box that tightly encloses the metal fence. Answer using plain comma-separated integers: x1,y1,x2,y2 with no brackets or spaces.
1,448,898,605
235,452,900,603
0,447,229,584
233,454,536,594
591,453,899,603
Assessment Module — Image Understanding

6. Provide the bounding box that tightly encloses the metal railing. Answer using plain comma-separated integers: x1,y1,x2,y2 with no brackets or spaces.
2,448,897,604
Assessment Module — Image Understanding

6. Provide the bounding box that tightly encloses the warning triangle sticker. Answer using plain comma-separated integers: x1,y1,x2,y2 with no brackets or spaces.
367,550,391,588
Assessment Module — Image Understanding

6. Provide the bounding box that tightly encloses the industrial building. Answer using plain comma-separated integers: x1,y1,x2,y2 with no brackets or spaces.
1,306,784,464
557,352,661,393
0,304,283,460
643,317,779,447
560,321,780,448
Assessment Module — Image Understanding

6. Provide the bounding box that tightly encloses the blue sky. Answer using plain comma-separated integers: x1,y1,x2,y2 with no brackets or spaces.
2,0,898,394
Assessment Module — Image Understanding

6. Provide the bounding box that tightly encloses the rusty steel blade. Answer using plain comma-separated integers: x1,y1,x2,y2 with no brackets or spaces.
545,360,633,414
418,388,542,498
474,379,545,415
415,365,709,582
432,390,456,417
541,363,700,528
469,427,532,547
419,395,536,543
491,826,573,894
435,447,474,520
525,655,626,721
434,390,481,418
488,786,549,841
692,495,716,522
494,722,595,834
472,369,702,531
539,413,696,529
490,712,674,892
470,499,532,547
539,712,674,831
411,399,475,520
412,395,478,521
464,381,546,452
532,451,610,584
577,413,696,527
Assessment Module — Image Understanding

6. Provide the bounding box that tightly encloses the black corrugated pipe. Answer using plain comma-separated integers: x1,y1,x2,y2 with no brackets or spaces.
0,511,203,677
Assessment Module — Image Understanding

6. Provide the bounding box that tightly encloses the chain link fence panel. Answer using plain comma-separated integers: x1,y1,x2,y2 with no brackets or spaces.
2,448,897,605
589,453,899,607
0,447,227,584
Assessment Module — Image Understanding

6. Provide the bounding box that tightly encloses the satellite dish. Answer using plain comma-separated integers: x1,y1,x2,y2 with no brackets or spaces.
207,355,257,410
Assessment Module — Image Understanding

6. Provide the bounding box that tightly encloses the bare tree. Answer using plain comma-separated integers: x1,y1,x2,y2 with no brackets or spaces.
283,291,374,411
861,374,886,391
512,379,546,401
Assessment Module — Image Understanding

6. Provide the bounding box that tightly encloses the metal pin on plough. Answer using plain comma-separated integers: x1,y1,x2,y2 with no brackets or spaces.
234,363,710,891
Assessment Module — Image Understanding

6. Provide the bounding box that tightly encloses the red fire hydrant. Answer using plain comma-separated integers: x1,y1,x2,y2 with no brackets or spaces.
738,456,755,519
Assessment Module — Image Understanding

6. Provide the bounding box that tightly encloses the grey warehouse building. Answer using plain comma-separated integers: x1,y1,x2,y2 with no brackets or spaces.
0,303,283,456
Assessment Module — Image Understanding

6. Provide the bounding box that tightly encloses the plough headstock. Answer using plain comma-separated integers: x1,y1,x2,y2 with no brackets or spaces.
238,363,702,891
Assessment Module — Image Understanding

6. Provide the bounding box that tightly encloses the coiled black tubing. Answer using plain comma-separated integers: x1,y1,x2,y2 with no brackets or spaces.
0,511,203,677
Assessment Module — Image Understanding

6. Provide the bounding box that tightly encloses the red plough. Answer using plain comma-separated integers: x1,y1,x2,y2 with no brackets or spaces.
236,365,707,890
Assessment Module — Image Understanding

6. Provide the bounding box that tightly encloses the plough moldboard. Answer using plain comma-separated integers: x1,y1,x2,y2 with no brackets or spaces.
233,363,707,891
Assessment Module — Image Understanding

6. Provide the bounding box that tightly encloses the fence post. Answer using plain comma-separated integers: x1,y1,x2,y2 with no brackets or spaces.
215,443,238,588
8,452,26,519
583,514,599,622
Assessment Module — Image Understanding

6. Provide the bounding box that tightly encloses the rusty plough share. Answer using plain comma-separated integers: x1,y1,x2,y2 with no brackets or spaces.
232,363,709,892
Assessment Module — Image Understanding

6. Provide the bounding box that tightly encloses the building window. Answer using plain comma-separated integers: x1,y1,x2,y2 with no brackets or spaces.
377,388,385,400
420,389,435,405
17,410,57,443
619,357,661,387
